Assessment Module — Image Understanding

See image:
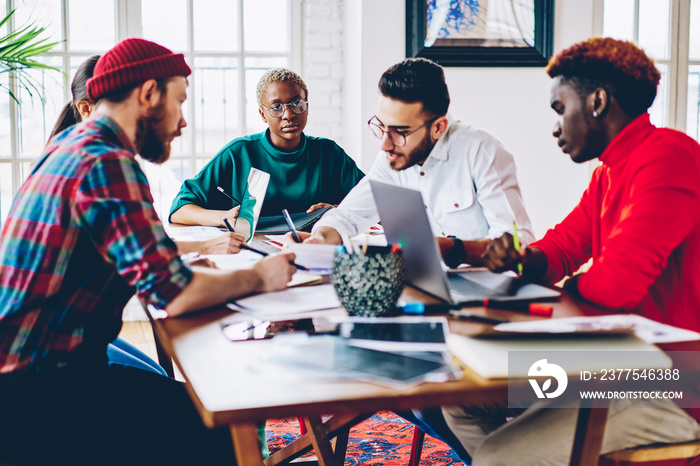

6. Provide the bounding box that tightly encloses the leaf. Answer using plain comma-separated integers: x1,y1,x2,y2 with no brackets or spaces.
0,9,63,106
541,379,552,392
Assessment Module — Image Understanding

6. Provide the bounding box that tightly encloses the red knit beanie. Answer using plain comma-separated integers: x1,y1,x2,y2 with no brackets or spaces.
86,38,191,103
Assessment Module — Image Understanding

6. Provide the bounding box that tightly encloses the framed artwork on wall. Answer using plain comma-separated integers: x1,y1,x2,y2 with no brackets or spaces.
406,0,554,67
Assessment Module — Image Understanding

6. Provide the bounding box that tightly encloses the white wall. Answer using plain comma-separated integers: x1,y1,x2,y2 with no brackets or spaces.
344,0,599,238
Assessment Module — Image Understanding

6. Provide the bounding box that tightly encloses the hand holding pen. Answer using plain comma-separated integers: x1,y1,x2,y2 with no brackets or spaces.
223,218,308,271
481,230,527,274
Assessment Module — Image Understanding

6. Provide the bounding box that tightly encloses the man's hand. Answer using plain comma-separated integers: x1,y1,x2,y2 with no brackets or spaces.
252,252,297,292
198,232,246,254
306,203,335,213
481,232,525,273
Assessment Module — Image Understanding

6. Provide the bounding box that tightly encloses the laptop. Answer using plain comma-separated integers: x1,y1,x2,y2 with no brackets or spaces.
369,180,561,304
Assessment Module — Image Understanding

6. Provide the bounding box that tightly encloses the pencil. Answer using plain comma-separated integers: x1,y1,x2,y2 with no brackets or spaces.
217,186,241,205
237,242,309,271
223,217,236,232
512,221,523,275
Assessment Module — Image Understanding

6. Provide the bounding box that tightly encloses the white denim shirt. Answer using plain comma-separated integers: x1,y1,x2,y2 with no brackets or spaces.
313,116,535,245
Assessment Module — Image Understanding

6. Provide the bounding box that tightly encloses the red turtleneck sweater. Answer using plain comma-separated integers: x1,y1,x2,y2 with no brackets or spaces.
533,113,700,332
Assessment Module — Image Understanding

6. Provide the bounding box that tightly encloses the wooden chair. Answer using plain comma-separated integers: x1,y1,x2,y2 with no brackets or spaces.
599,440,700,465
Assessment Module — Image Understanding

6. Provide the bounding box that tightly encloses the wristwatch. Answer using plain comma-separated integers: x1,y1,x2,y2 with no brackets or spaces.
446,235,466,269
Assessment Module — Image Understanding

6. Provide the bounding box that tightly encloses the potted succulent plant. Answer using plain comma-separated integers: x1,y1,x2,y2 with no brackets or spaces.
0,8,61,104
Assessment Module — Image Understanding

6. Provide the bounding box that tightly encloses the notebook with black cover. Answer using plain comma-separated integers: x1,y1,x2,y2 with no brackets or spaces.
255,205,333,235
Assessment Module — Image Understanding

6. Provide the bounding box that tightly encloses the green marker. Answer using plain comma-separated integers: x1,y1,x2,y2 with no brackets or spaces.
512,221,523,275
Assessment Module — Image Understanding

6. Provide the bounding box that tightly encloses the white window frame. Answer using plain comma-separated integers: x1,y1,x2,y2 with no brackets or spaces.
1,0,301,227
594,0,694,132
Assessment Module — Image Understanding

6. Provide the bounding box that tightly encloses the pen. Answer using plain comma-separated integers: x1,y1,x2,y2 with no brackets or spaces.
484,299,554,317
400,300,553,317
399,302,460,315
223,217,236,232
282,209,301,243
237,242,309,271
217,186,241,205
448,310,509,325
512,221,523,275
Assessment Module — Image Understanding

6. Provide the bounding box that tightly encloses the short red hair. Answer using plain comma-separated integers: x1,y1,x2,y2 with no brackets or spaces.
546,37,660,117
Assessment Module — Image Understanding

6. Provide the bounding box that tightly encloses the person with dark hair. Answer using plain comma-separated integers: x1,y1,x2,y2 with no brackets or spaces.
0,38,296,465
169,67,364,241
302,57,534,271
442,37,700,465
49,55,100,140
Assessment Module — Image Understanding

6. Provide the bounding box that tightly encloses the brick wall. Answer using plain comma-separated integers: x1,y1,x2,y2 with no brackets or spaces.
301,0,345,147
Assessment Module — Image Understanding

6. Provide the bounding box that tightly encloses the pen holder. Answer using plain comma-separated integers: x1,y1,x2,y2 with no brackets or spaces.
330,245,406,317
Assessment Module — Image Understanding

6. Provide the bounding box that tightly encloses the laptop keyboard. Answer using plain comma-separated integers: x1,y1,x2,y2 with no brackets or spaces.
448,274,504,301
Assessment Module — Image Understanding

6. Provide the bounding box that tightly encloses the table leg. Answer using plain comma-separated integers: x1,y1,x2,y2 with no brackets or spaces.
231,422,264,466
303,416,338,466
569,398,610,466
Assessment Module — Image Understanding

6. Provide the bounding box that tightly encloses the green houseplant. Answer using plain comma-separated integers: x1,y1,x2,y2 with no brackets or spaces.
0,8,61,104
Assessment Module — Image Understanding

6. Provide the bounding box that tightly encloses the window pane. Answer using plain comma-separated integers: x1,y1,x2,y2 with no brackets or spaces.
0,95,10,157
194,57,239,154
13,0,63,50
603,0,635,41
170,99,191,157
690,0,700,60
639,0,670,59
687,65,700,141
1,162,13,227
69,0,115,51
194,0,239,51
243,0,287,52
18,58,64,158
163,157,192,187
245,57,287,134
649,63,668,128
142,0,187,51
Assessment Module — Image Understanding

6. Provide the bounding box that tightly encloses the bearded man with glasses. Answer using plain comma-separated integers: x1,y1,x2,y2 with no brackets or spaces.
303,57,534,269
170,68,364,241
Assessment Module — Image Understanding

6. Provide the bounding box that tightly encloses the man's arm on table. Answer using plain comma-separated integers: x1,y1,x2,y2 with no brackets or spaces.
164,252,297,317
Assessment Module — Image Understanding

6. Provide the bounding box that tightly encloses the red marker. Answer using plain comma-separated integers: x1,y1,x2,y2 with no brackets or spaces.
483,299,554,317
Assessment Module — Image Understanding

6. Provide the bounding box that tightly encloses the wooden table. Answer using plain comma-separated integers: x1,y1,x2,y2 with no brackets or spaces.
145,287,638,466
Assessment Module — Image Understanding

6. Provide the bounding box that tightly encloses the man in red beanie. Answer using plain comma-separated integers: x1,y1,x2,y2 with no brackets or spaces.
0,38,295,465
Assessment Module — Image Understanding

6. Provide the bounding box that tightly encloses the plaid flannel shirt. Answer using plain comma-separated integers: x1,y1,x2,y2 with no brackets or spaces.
0,115,192,373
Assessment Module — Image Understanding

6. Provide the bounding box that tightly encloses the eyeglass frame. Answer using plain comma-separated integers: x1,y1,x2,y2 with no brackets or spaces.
260,99,308,118
367,115,439,147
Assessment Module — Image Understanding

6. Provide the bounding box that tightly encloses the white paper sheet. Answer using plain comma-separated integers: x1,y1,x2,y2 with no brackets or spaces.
493,314,700,344
165,225,224,241
228,284,342,318
286,243,337,271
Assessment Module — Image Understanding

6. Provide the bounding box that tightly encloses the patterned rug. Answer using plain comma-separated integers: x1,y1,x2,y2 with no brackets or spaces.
266,411,466,465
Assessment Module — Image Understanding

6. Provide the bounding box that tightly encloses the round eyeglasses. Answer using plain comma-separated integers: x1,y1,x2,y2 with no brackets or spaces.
367,116,437,147
260,99,308,118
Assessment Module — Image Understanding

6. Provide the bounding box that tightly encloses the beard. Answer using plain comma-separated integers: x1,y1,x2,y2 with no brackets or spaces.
388,130,436,171
135,100,177,164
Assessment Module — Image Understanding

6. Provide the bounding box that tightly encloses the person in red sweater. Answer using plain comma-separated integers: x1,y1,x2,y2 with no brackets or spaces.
442,38,700,465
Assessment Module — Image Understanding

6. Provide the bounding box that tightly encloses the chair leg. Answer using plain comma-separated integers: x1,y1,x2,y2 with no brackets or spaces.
408,425,426,466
